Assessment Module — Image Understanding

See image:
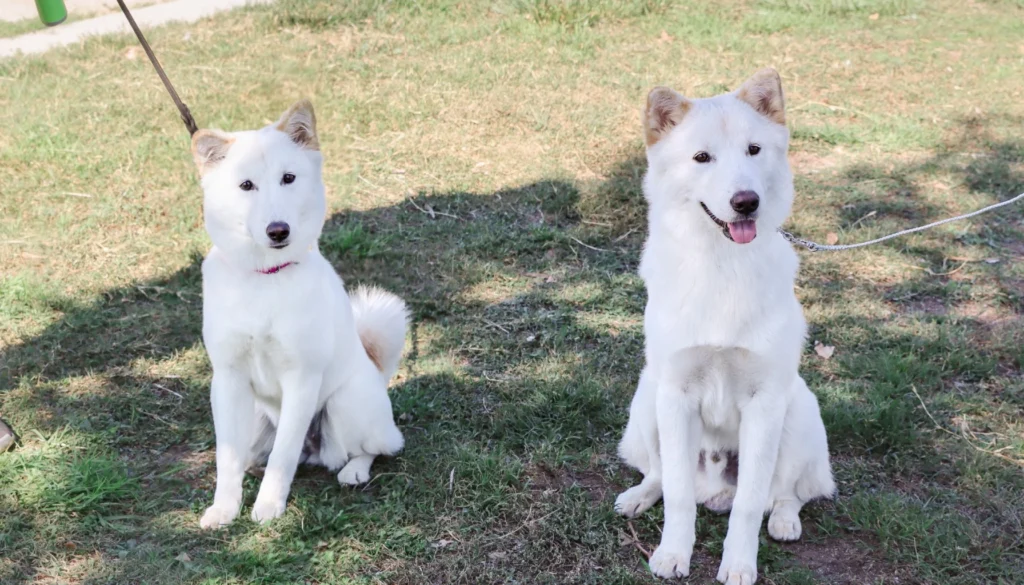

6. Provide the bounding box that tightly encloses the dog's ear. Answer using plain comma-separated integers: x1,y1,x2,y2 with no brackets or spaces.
736,68,785,125
276,99,319,151
645,87,691,147
191,130,234,175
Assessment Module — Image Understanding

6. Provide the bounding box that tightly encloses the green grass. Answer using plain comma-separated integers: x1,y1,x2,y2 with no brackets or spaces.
0,18,48,39
1,0,1023,583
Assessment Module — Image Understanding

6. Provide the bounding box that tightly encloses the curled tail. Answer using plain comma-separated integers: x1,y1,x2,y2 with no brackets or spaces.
350,285,409,380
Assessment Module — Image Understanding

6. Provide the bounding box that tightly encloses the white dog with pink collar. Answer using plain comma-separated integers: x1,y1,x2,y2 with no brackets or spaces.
191,101,407,528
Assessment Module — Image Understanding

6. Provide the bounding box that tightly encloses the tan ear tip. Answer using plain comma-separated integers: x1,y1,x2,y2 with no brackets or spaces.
293,99,316,117
754,67,782,84
647,86,676,99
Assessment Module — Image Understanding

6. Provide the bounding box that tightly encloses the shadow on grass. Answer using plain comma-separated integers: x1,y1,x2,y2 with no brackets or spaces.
0,116,1022,583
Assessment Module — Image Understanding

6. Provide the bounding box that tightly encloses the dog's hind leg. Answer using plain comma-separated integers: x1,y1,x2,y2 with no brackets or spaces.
767,377,835,542
317,365,403,487
337,454,375,485
615,367,663,518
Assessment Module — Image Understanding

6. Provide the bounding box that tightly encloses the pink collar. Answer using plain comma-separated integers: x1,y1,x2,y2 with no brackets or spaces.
255,261,296,275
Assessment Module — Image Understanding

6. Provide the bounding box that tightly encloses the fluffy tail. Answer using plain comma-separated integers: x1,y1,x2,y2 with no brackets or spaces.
350,285,409,380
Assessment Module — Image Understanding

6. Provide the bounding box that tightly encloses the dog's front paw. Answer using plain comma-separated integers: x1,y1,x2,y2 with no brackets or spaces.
614,484,660,518
250,498,286,524
199,503,239,529
649,545,691,579
768,511,802,541
716,559,757,585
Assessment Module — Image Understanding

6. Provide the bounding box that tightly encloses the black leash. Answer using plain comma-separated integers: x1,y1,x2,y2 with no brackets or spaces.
116,0,198,136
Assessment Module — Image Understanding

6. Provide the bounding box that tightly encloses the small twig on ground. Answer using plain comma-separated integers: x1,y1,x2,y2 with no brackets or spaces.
614,228,637,242
408,197,459,220
568,236,608,252
850,210,877,228
481,318,509,333
137,409,177,429
152,383,183,400
902,262,968,277
627,521,652,560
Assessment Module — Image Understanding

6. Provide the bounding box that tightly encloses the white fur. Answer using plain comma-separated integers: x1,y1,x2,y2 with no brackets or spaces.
195,103,407,529
615,72,836,583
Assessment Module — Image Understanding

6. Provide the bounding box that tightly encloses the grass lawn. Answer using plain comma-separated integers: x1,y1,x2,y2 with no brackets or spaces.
1,0,1023,583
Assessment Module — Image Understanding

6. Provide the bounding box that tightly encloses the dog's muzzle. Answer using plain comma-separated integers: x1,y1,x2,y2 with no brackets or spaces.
701,202,758,244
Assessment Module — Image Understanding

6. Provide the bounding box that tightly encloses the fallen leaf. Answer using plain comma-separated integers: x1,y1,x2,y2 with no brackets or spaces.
659,30,673,43
124,47,139,60
826,232,839,245
175,552,192,563
431,539,455,549
984,258,1000,264
488,551,507,560
814,342,835,360
868,13,879,20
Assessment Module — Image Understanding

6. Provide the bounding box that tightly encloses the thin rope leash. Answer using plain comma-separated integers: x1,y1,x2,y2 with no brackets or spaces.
778,191,1024,252
116,0,198,136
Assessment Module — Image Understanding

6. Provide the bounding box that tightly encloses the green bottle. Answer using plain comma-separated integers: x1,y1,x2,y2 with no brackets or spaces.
35,0,68,26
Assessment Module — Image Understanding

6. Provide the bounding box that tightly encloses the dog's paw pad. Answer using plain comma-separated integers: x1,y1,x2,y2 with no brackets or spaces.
716,562,756,585
768,513,802,541
337,466,370,486
199,504,238,529
250,499,286,524
649,545,691,579
614,485,659,519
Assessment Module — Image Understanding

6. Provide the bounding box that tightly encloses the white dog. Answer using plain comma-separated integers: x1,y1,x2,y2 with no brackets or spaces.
190,101,407,528
614,69,836,584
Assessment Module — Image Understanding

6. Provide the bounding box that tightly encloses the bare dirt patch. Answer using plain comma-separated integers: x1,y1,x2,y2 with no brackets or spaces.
525,461,614,503
789,533,904,585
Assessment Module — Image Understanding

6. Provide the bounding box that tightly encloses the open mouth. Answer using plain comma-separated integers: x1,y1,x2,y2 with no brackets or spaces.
700,203,757,244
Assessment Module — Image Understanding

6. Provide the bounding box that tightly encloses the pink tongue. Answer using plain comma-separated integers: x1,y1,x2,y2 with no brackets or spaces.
727,220,757,244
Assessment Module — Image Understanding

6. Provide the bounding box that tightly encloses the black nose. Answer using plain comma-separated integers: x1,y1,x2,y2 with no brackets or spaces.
266,222,290,243
730,190,760,215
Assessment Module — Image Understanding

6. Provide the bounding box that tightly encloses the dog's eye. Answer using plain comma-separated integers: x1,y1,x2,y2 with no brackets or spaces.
282,173,296,185
693,152,712,164
747,144,761,156
239,180,255,191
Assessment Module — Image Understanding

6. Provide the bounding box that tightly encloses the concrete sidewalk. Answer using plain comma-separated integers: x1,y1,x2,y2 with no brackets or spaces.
0,0,273,58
